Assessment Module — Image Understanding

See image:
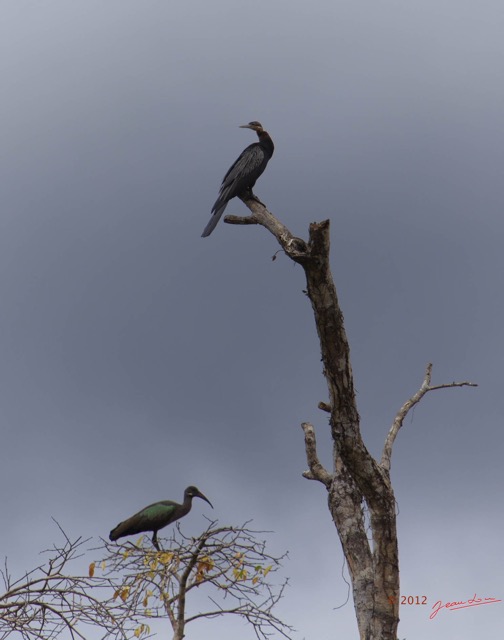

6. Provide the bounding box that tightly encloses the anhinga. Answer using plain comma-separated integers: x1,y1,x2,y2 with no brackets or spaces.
201,121,274,237
109,486,213,551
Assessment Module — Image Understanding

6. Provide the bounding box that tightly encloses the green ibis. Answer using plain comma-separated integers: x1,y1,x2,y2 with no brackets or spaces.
201,121,274,237
109,486,213,551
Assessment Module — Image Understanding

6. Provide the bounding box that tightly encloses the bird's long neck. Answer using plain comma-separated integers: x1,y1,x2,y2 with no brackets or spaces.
257,130,274,154
181,493,193,516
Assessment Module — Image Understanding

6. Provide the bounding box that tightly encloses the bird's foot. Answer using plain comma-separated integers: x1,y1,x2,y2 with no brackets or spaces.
241,189,264,206
249,192,265,206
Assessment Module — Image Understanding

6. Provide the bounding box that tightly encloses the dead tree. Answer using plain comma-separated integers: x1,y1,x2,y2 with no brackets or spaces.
225,197,477,640
99,521,292,640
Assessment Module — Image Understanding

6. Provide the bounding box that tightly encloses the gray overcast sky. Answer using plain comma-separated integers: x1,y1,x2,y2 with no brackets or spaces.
1,1,503,638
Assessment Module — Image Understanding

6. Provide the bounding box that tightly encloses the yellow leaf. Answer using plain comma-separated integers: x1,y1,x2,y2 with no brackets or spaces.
134,628,141,638
252,576,259,585
101,560,107,571
88,562,95,578
123,549,131,559
143,587,153,606
159,552,173,565
263,565,272,577
120,587,130,602
233,568,247,581
200,555,214,570
136,535,145,547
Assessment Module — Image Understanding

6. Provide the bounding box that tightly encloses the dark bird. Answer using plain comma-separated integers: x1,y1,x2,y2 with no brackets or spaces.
109,486,213,551
201,121,274,237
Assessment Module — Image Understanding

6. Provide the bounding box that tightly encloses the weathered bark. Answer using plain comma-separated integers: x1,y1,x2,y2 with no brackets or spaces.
227,197,476,640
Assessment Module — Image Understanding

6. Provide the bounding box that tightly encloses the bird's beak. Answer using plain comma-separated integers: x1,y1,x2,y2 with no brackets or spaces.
239,123,254,130
196,490,214,509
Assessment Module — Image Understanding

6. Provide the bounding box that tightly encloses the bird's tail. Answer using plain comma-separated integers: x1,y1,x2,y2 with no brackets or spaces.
109,526,120,541
201,203,227,238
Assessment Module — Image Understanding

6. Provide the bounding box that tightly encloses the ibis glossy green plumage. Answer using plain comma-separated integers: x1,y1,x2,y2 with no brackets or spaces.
109,486,213,551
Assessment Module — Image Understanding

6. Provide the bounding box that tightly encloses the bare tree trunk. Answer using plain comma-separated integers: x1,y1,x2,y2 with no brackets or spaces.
226,198,476,640
172,622,185,640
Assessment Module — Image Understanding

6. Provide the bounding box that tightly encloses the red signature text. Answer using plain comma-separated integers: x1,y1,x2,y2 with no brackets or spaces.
430,594,501,619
